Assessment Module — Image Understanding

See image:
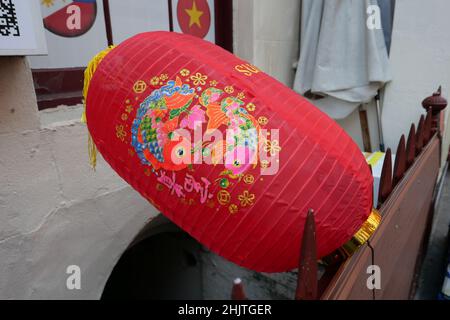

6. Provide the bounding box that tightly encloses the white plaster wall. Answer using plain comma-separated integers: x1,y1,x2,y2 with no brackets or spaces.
0,57,158,299
382,0,450,164
233,0,300,86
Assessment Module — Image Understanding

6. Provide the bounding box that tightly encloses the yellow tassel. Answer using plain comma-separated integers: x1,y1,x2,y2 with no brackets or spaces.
81,46,116,170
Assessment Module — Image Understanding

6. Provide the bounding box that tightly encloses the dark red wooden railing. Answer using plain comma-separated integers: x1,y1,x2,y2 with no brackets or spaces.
231,87,448,300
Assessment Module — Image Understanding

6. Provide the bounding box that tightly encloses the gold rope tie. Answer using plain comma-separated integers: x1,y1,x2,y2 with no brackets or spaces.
81,45,116,170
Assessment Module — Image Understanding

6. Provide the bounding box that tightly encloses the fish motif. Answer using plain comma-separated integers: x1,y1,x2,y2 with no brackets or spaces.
132,78,261,175
132,77,194,171
200,88,261,175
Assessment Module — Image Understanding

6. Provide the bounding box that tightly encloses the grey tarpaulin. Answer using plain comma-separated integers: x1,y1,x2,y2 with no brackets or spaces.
293,0,392,119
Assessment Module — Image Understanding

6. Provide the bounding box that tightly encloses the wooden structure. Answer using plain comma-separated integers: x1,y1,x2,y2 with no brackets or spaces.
232,87,448,300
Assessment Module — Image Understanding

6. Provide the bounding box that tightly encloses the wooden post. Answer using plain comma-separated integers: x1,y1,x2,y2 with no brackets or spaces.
102,0,114,46
422,86,448,136
378,148,392,207
295,209,318,300
393,135,406,187
406,124,416,168
415,115,425,156
423,110,432,145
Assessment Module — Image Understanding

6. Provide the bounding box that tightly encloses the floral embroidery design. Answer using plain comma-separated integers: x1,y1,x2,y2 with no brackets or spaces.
190,72,207,86
264,139,281,156
180,69,190,76
224,86,234,94
238,190,255,207
150,76,160,86
116,125,126,141
123,72,269,214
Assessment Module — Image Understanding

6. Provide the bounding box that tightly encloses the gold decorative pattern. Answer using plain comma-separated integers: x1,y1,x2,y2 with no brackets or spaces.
258,116,268,125
260,160,269,169
180,68,190,76
217,190,231,205
246,103,256,112
224,85,234,94
133,80,147,93
190,72,207,85
229,204,239,214
238,190,255,207
243,174,255,184
125,105,133,113
116,125,126,141
150,76,160,86
264,139,281,156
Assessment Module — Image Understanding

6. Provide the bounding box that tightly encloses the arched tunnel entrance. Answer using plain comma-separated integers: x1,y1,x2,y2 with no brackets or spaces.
101,216,203,299
100,215,296,299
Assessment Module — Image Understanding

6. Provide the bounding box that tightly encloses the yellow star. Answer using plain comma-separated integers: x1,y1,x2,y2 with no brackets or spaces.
185,1,203,28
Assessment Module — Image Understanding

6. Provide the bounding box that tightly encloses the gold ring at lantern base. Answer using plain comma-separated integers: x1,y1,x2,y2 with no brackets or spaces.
340,209,381,257
321,209,381,266
217,190,231,205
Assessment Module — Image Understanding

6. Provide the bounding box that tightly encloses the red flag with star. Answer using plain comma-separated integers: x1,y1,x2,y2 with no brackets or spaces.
176,0,211,39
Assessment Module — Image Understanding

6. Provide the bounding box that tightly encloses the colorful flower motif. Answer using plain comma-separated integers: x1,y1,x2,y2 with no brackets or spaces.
150,76,160,86
209,80,218,87
246,103,256,112
180,105,206,129
238,190,255,207
180,68,190,76
190,72,207,86
116,125,126,141
225,146,255,175
224,86,234,94
264,139,281,156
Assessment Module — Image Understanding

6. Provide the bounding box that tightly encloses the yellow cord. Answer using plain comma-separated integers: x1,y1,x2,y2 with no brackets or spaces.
81,46,116,170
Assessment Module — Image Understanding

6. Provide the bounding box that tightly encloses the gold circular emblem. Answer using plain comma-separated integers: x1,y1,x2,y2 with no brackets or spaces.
243,174,255,184
246,103,256,112
133,80,147,93
258,116,268,125
217,190,231,205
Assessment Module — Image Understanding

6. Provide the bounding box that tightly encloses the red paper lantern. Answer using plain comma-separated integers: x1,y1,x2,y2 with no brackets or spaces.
85,31,373,272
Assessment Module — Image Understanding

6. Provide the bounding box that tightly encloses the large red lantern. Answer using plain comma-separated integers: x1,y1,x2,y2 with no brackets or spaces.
84,32,373,272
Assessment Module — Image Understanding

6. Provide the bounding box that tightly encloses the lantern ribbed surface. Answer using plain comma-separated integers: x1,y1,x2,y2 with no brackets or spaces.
86,31,373,272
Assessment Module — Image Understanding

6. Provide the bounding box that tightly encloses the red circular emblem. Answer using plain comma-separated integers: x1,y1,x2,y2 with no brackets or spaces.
176,0,211,39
